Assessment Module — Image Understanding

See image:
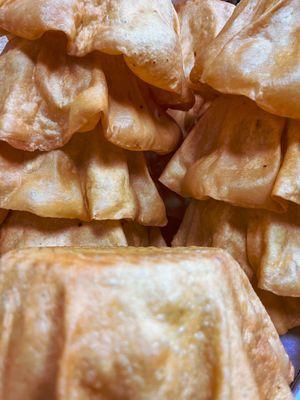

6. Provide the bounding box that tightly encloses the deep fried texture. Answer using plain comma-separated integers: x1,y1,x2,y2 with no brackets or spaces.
257,288,300,336
199,0,300,119
172,199,252,278
0,247,293,399
0,0,188,96
0,128,167,226
179,0,234,93
160,96,300,210
0,37,180,152
122,221,166,247
173,200,300,332
0,36,107,151
248,205,300,297
163,0,233,105
273,119,300,205
100,54,181,153
0,211,127,252
0,211,165,254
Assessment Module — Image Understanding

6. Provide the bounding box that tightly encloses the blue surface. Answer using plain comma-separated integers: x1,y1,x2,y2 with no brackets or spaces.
281,327,300,398
292,375,300,400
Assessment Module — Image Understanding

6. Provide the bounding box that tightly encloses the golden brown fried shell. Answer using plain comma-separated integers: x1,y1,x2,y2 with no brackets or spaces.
173,200,300,333
160,96,300,210
0,247,293,399
248,205,300,297
0,0,188,96
257,288,300,336
0,211,127,252
172,199,252,278
99,54,181,153
199,0,300,119
273,119,300,205
0,36,107,151
122,221,166,247
0,37,180,152
179,0,234,95
0,209,7,225
0,128,167,226
168,95,208,137
0,211,165,254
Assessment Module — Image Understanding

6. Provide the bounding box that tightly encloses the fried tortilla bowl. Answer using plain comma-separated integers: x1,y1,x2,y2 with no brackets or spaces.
173,199,300,334
161,96,300,211
198,0,300,120
0,0,190,97
0,36,181,152
0,127,167,226
0,211,165,255
0,247,293,399
178,0,234,97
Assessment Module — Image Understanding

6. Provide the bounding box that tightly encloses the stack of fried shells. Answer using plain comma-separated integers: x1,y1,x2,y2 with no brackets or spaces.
0,0,297,395
159,0,300,337
0,35,181,152
0,247,294,399
0,122,168,253
0,0,196,252
198,0,300,120
0,0,191,98
0,128,167,224
161,96,300,211
0,212,165,254
173,200,300,335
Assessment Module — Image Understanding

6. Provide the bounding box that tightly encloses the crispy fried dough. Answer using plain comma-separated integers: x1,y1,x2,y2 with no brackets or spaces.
173,200,300,333
0,37,180,152
248,205,300,297
0,211,165,254
100,54,181,153
0,36,107,151
273,119,300,205
179,0,234,96
0,0,188,96
199,0,300,119
0,128,167,226
0,247,293,398
161,96,290,211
